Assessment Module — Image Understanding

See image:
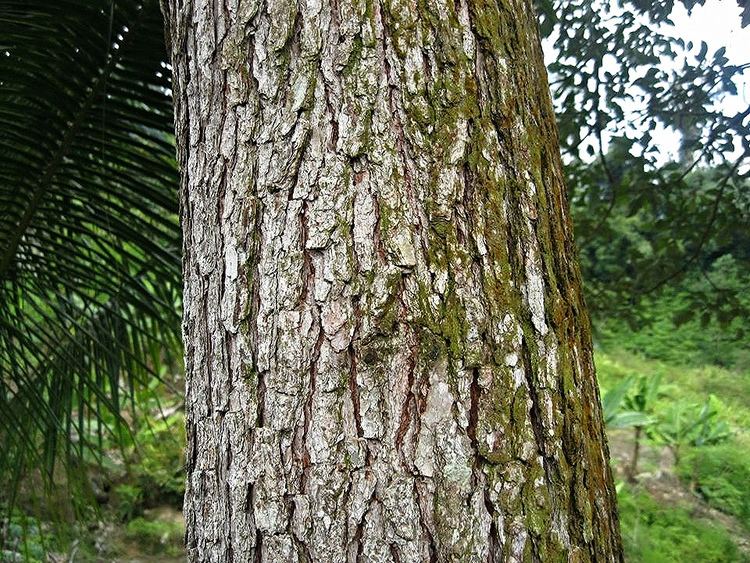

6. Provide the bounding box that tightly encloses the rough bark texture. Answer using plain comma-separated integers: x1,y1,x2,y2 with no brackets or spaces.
164,0,623,560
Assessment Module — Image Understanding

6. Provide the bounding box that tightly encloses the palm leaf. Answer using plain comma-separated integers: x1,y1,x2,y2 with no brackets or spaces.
0,0,181,506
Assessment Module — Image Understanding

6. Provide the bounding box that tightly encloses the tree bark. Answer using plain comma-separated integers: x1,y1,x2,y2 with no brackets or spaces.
164,0,623,560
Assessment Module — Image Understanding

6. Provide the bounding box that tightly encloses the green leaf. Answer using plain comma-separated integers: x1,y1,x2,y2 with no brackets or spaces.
607,411,656,429
0,0,181,510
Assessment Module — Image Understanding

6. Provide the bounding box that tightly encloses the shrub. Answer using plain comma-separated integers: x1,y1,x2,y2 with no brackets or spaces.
113,484,144,521
0,514,50,563
128,410,186,508
677,442,750,529
653,397,732,465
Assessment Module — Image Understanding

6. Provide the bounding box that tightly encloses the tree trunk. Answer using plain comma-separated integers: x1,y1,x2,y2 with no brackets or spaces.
627,426,641,483
163,0,622,560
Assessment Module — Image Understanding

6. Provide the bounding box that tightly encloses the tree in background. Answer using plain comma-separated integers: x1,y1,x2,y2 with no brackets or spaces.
537,0,750,327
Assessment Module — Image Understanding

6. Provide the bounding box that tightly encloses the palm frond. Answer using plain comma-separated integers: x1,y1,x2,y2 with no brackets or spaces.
0,0,181,504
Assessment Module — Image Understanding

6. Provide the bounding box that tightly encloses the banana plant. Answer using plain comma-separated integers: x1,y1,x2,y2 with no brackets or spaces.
654,397,732,465
602,377,657,429
601,374,662,481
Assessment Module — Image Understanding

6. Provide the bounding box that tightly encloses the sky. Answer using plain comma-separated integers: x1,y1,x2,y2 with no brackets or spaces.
659,0,749,157
671,1,748,64
669,0,748,111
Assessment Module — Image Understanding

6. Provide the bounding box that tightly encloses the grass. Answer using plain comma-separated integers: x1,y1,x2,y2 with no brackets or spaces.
618,484,749,563
677,441,750,530
596,345,750,561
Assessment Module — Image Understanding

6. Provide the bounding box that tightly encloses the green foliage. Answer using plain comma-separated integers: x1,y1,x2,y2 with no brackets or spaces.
621,374,664,478
128,410,185,507
125,516,183,557
113,484,143,522
602,377,657,429
0,512,53,563
617,485,749,563
654,397,732,463
625,374,663,415
0,0,181,509
1,395,185,559
596,259,750,370
677,442,750,528
541,0,750,323
99,399,185,521
597,340,750,556
596,348,750,430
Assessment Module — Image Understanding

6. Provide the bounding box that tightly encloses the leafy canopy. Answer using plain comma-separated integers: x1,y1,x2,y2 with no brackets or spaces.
538,0,750,325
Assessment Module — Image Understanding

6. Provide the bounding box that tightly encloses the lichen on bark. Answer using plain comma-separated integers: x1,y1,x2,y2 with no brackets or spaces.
164,0,623,560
